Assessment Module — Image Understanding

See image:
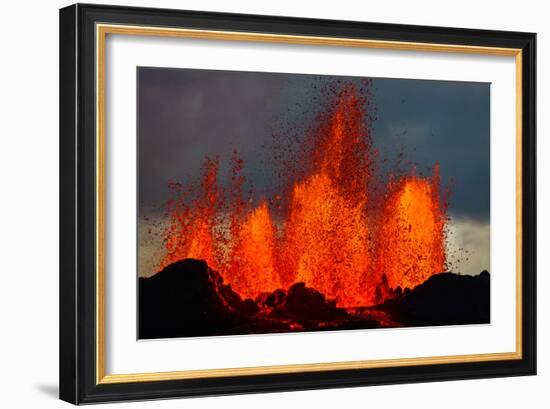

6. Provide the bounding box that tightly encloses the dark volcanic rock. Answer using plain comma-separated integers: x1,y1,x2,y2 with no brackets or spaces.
139,259,258,339
139,259,367,339
255,288,287,310
381,271,490,327
140,259,485,339
271,282,348,323
255,282,352,330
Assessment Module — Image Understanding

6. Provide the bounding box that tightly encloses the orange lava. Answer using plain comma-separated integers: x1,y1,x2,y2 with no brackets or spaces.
227,201,280,299
160,157,222,271
280,88,372,306
375,165,446,290
157,83,448,306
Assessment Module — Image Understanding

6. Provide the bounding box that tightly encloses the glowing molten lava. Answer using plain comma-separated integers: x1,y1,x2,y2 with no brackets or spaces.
280,89,372,306
228,201,280,299
375,165,446,290
157,83,448,307
160,157,222,272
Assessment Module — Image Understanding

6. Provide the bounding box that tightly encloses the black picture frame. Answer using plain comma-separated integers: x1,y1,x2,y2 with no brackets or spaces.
60,3,536,404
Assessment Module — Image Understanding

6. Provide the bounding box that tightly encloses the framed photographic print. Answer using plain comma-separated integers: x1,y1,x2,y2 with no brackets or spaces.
59,3,536,404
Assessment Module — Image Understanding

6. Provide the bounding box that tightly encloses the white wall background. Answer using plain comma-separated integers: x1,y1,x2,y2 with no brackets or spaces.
0,0,546,407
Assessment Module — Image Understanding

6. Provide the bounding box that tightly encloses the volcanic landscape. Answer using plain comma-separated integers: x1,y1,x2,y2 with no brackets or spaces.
138,83,490,339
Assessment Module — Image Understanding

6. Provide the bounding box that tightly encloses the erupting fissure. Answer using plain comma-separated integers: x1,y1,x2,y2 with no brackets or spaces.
158,84,448,307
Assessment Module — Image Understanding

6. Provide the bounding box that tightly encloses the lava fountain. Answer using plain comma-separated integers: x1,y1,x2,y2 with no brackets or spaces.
374,164,447,291
157,83,448,307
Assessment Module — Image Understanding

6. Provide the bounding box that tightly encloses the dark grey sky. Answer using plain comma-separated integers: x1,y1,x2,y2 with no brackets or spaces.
138,67,490,223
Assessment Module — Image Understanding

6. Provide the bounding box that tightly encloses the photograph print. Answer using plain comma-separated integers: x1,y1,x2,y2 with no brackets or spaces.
137,67,490,340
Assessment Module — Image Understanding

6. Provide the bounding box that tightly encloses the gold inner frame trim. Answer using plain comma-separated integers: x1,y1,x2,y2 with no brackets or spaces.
95,23,523,385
